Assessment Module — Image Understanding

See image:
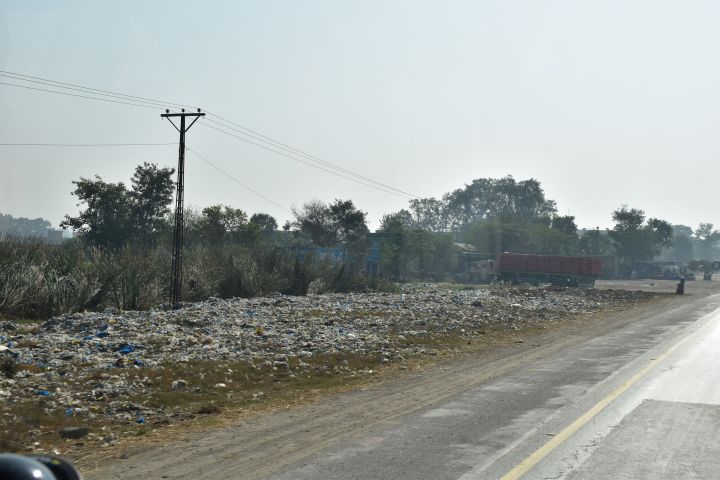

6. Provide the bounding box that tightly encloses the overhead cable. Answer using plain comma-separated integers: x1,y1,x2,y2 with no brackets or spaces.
0,142,176,147
0,69,418,199
0,70,191,111
0,81,160,110
201,122,412,199
203,116,419,198
186,147,293,214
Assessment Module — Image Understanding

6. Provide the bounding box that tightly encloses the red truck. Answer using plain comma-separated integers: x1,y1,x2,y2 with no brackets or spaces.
495,253,602,287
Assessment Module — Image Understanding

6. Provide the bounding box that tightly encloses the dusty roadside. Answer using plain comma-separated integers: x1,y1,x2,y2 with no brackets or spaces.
73,279,717,479
1,283,658,460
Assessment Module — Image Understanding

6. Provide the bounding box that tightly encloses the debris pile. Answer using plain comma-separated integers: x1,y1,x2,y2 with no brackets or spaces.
0,284,660,451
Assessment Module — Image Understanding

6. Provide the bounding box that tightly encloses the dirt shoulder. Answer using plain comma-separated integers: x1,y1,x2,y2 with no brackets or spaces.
76,281,717,479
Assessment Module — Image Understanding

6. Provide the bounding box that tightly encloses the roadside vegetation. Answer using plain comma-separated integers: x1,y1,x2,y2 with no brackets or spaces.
3,161,715,320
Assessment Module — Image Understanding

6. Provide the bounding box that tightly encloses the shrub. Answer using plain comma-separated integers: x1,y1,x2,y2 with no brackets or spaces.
0,236,391,318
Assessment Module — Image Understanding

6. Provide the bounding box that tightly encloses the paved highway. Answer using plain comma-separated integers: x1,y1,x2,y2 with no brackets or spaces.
87,282,720,480
269,287,720,479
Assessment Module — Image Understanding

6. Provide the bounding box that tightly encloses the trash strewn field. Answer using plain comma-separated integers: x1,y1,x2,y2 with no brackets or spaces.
0,284,664,456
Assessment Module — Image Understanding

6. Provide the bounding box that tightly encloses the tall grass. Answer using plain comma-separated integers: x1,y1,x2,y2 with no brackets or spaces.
0,237,380,319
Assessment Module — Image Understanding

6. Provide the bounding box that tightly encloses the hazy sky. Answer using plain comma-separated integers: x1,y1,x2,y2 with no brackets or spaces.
2,0,720,231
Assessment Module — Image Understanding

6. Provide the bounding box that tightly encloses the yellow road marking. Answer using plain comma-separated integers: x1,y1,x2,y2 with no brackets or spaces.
500,334,692,480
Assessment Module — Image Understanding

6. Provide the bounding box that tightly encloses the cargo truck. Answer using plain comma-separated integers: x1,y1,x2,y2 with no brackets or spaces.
495,253,602,287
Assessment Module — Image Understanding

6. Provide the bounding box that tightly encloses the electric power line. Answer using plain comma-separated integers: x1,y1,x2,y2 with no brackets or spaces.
201,122,412,199
0,69,419,200
0,70,191,111
203,115,419,198
0,142,176,147
0,81,160,110
186,147,293,214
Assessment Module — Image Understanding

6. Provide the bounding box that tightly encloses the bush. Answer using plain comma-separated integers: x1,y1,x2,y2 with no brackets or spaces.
1,356,17,379
94,245,168,310
0,238,101,318
0,237,391,318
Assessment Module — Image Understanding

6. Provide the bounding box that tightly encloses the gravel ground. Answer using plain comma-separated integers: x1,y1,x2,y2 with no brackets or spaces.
0,283,663,453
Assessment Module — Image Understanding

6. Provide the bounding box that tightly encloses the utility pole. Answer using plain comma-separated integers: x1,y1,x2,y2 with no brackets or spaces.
161,108,205,306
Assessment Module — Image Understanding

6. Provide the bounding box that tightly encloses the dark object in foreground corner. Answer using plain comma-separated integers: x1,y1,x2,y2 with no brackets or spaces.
31,455,82,480
0,453,82,480
676,278,685,295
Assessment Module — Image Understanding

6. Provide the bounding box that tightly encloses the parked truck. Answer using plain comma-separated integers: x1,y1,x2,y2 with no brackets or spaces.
495,253,602,287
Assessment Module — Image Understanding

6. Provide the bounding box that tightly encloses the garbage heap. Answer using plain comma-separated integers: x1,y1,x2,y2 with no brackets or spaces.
0,284,661,448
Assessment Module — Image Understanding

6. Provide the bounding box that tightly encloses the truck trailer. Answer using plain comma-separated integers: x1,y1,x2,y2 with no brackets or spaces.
495,253,602,287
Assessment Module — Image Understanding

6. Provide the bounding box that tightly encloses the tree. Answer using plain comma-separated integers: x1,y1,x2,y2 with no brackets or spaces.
608,207,673,270
551,215,577,236
673,225,694,237
669,234,694,263
695,223,720,259
406,176,558,233
464,221,577,256
379,210,414,231
377,213,454,280
0,213,51,238
329,199,369,245
377,211,413,278
408,198,446,232
61,176,132,248
646,218,673,250
61,163,175,248
198,204,249,244
128,162,175,243
292,199,369,247
292,199,335,246
696,223,714,241
577,228,614,256
249,213,278,233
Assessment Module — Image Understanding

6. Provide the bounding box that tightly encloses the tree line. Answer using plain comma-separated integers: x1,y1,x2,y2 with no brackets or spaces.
3,162,717,319
52,165,711,277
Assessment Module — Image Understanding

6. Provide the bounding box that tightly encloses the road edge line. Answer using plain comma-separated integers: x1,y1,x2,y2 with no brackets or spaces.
500,332,692,480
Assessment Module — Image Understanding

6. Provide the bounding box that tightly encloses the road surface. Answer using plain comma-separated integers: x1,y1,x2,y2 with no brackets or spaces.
87,280,720,479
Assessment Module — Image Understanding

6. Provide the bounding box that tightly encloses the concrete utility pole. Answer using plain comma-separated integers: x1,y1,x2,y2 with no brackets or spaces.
161,108,205,306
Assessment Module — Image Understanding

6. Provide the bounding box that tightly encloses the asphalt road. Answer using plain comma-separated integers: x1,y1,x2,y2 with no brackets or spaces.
269,282,720,480
87,280,720,479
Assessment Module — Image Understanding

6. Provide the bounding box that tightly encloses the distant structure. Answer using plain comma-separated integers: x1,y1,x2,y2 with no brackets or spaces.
46,229,63,245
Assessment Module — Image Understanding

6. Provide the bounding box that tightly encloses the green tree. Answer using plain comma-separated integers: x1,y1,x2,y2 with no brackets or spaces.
695,223,720,259
129,162,175,244
408,197,446,232
292,199,335,246
377,214,454,280
61,163,175,249
442,176,557,231
379,210,414,231
669,234,694,263
646,218,674,250
377,211,412,278
404,176,557,233
249,213,278,233
551,215,577,235
0,213,51,237
61,176,132,248
198,205,250,244
608,207,673,270
577,229,614,256
292,199,369,248
464,221,577,256
329,199,369,245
